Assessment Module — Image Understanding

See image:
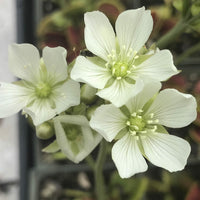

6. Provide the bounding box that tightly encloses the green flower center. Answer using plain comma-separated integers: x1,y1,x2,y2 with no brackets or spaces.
62,124,81,141
126,110,159,138
129,115,146,132
111,62,129,78
35,82,52,98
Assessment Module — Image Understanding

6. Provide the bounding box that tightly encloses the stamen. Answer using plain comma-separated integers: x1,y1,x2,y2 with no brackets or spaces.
138,109,143,113
127,70,131,74
139,130,147,134
116,77,122,80
130,130,136,136
149,113,154,118
154,119,159,123
132,125,139,130
131,112,137,117
126,121,131,126
147,120,153,124
137,115,142,119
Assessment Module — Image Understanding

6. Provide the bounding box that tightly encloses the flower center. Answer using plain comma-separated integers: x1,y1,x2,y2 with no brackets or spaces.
111,62,129,78
126,110,159,138
35,82,52,98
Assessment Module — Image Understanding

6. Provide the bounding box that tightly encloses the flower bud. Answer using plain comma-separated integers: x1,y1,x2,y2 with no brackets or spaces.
81,84,97,104
36,122,54,140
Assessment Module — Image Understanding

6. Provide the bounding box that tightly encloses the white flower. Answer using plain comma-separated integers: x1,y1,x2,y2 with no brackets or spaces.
0,44,80,125
71,7,178,107
90,82,197,178
43,115,102,163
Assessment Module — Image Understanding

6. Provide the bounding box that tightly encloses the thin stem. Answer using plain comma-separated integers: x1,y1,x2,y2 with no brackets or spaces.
94,139,107,200
175,42,200,65
156,13,200,49
85,155,95,170
156,19,188,49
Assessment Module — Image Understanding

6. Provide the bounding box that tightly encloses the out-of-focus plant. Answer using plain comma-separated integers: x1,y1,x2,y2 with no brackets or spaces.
37,0,125,62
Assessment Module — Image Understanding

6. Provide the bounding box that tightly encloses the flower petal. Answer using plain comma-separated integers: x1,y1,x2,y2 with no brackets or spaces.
0,82,29,117
43,46,68,82
126,82,161,113
116,7,153,54
71,56,111,89
136,50,179,81
54,115,102,163
97,79,144,107
90,104,127,142
24,99,56,126
112,134,148,178
84,11,116,61
145,89,197,128
8,43,40,83
142,133,191,172
54,79,80,114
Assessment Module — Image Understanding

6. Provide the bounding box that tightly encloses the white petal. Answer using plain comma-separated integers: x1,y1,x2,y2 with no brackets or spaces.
90,104,127,142
142,133,191,172
116,7,153,54
0,82,29,117
84,11,116,61
71,56,111,89
24,99,56,126
137,50,179,81
97,79,144,107
43,46,68,82
126,82,161,113
145,89,197,128
112,134,148,178
53,118,75,160
54,115,102,163
54,79,80,114
8,43,40,83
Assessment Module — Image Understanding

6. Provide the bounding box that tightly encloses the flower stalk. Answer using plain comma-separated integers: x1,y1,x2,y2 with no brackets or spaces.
94,139,107,200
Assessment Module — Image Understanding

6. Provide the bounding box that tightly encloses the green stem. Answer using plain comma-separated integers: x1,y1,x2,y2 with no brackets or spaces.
156,13,200,49
94,139,107,200
156,19,188,49
85,155,95,170
175,42,200,65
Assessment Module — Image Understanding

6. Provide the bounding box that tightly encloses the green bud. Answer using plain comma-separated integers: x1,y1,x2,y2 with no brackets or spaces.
81,84,97,104
36,122,54,140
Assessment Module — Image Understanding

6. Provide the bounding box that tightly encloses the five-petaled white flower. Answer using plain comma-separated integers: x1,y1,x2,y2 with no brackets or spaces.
71,7,179,107
43,115,102,163
0,44,80,125
90,82,197,178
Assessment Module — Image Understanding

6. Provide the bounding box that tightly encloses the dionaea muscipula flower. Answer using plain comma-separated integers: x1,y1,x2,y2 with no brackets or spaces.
43,115,102,163
90,82,197,178
71,7,179,107
0,44,80,125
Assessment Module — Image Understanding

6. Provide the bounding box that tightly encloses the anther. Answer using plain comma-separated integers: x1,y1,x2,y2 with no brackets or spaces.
138,109,143,113
116,77,122,80
147,120,153,124
132,125,139,130
131,112,137,117
126,121,131,126
137,115,142,119
127,70,131,74
154,119,159,123
130,130,136,136
149,113,154,118
140,130,147,134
